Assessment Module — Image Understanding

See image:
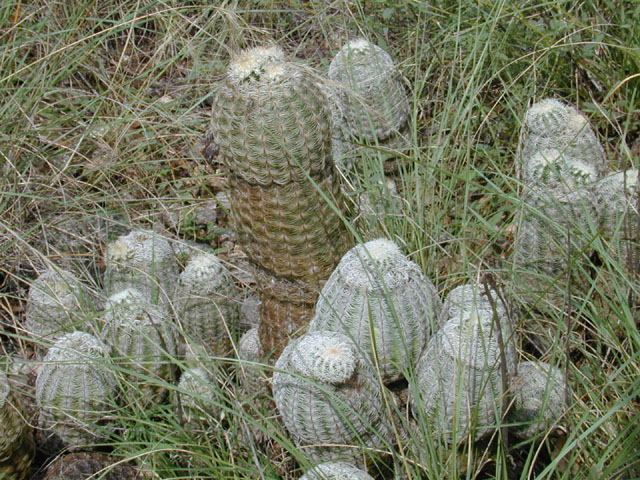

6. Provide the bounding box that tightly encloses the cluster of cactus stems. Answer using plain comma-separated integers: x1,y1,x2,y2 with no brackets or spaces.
36,331,116,449
412,282,517,444
0,371,34,480
309,238,441,382
273,331,390,463
209,45,352,354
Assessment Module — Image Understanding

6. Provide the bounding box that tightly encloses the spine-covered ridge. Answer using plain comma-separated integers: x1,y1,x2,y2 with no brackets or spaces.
0,370,34,480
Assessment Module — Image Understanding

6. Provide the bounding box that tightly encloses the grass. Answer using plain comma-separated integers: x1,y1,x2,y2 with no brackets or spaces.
0,0,639,478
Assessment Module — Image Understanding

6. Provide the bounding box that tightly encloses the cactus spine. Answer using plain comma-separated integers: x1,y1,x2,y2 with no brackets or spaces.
105,229,178,305
0,370,34,480
209,45,352,354
273,331,390,463
300,461,375,480
36,331,115,448
174,252,239,356
309,239,441,382
101,288,177,404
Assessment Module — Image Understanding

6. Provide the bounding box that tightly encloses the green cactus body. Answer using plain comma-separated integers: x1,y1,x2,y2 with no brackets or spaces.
25,268,95,345
309,239,441,382
173,367,220,434
593,169,639,267
105,229,178,306
0,370,34,479
174,252,239,357
273,331,390,463
328,39,409,144
412,309,517,444
300,461,375,480
101,288,177,404
209,45,352,354
509,361,568,439
36,331,115,448
520,98,606,179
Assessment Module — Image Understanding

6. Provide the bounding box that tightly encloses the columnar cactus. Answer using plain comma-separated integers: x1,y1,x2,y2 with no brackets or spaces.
25,268,95,345
328,39,409,145
105,229,178,305
208,45,352,354
101,288,177,404
309,239,441,382
174,252,240,357
300,461,375,480
0,370,34,480
36,331,115,448
509,361,569,440
411,308,517,444
273,331,390,463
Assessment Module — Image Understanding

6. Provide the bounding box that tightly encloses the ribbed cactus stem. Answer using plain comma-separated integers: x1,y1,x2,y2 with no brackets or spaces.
309,239,441,382
0,370,34,480
273,331,390,463
174,367,220,433
300,461,375,480
101,288,177,404
209,45,352,354
105,229,178,305
174,252,239,357
36,331,115,448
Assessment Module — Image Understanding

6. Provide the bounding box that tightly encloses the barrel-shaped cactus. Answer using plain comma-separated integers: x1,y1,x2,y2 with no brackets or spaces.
0,370,34,480
209,45,352,354
328,39,409,144
273,331,390,463
439,283,507,325
309,239,441,382
300,461,375,480
173,367,220,434
101,288,177,404
25,268,95,345
509,360,569,439
105,229,178,305
412,308,517,444
36,331,115,448
174,252,239,357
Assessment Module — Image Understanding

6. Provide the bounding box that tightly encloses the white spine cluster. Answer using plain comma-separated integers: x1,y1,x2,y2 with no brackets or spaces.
309,239,441,382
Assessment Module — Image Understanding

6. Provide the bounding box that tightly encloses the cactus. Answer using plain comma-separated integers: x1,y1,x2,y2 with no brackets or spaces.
105,229,178,305
236,326,270,399
412,308,517,444
509,360,568,440
520,98,606,179
209,45,352,354
101,288,177,404
36,331,116,448
43,452,139,480
300,461,375,480
174,252,240,357
24,267,95,345
173,367,221,434
273,331,390,463
328,39,409,144
440,283,507,325
593,169,640,267
239,295,261,331
0,370,34,480
309,239,441,382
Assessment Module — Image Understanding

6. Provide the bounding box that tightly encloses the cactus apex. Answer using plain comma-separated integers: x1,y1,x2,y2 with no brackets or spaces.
228,45,287,85
300,461,375,480
524,98,569,136
289,331,357,384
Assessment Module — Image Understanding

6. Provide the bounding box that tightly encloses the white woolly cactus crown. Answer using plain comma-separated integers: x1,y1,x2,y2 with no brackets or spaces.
340,238,410,289
227,45,287,85
300,461,375,480
178,252,235,296
288,331,357,384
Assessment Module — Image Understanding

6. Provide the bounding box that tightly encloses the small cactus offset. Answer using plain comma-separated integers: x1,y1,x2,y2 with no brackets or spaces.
101,288,178,405
36,331,116,449
236,326,269,399
209,45,352,353
25,267,95,345
309,239,441,382
174,252,240,357
520,98,606,179
300,461,375,480
105,229,178,305
273,331,390,464
0,370,34,480
173,367,221,435
412,308,517,444
509,360,569,440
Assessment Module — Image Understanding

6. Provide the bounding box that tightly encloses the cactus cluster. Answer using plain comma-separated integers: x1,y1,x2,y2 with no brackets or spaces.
174,252,240,357
412,283,517,444
0,370,34,480
209,45,352,354
309,238,441,382
273,331,390,463
101,288,177,405
36,331,116,448
300,461,375,480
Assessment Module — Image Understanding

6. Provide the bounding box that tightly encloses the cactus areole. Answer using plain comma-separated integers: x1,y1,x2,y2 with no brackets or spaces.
208,46,351,354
